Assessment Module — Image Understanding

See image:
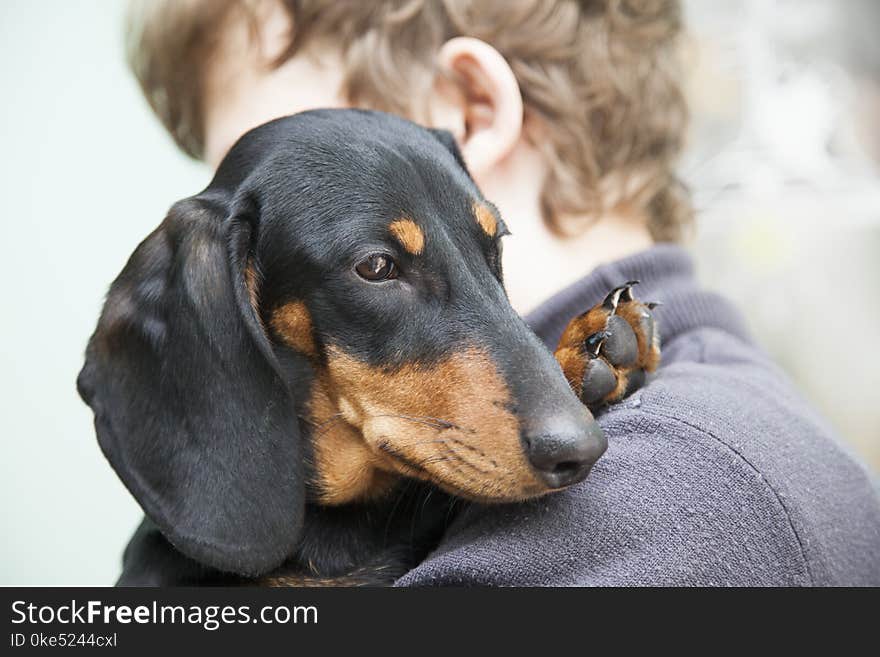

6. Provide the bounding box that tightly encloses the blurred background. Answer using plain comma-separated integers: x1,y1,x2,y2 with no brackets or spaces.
683,0,880,474
1,0,877,584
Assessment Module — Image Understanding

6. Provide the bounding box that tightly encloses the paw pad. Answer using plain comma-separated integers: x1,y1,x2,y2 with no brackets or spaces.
554,281,662,412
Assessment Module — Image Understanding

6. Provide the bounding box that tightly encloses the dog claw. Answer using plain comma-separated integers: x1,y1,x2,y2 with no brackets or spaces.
584,330,609,357
601,289,622,311
619,280,640,303
602,280,640,311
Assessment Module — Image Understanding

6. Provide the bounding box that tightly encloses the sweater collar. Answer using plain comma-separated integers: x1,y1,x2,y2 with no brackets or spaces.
523,244,752,349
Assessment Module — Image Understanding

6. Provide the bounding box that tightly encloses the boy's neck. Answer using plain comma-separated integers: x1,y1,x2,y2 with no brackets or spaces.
476,140,656,316
503,212,655,316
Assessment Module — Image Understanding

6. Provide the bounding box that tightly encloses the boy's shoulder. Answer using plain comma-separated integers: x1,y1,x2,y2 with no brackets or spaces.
398,304,880,586
627,324,880,585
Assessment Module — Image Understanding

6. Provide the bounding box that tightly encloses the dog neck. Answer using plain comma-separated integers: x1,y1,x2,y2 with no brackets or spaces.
260,480,455,586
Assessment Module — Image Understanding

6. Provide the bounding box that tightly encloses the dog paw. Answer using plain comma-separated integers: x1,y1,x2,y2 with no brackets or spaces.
554,281,661,412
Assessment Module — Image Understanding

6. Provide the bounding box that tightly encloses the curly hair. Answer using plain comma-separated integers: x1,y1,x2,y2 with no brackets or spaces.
127,0,692,241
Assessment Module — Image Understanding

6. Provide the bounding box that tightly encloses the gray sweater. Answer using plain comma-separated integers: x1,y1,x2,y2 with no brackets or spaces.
396,245,880,586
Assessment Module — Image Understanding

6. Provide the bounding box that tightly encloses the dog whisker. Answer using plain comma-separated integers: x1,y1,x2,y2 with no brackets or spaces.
415,455,453,467
371,413,461,431
442,444,518,483
441,445,491,475
446,435,499,467
378,437,451,451
309,412,345,435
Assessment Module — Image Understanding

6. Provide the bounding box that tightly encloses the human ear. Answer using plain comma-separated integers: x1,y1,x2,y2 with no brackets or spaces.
430,37,524,178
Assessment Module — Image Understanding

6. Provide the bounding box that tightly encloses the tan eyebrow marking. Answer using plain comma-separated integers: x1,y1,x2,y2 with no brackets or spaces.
389,218,425,255
474,203,497,237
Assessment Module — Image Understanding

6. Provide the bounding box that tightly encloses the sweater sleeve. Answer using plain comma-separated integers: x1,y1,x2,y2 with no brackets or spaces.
395,412,812,586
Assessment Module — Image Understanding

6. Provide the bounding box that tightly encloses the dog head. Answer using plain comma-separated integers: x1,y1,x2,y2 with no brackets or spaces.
78,110,605,576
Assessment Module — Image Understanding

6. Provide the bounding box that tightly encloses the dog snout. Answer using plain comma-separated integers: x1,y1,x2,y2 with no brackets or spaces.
521,418,607,489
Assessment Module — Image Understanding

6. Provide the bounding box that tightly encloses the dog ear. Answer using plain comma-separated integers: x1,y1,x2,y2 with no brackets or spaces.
428,128,473,179
77,196,304,577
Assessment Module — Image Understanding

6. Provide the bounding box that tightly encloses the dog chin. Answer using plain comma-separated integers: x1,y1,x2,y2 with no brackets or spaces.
430,477,552,505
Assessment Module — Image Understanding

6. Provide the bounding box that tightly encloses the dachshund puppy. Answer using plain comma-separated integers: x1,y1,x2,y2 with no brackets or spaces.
78,109,660,585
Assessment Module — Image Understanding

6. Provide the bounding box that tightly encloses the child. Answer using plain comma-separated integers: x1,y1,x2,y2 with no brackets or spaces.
122,0,879,585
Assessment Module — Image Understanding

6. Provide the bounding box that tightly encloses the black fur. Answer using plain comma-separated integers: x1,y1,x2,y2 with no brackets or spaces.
78,109,595,585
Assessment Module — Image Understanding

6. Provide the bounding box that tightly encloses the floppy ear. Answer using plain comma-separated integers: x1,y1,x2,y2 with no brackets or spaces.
77,196,304,577
428,128,473,179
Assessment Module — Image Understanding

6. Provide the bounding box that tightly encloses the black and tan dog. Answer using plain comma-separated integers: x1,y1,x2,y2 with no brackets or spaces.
78,109,660,586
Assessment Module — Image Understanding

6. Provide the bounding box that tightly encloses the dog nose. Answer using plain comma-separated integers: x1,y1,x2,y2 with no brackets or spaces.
522,419,607,489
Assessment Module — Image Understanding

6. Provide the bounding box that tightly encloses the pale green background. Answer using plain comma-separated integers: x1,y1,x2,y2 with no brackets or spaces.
0,1,208,585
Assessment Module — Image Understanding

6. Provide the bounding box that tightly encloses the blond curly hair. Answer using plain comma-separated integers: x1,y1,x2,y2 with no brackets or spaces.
127,0,691,240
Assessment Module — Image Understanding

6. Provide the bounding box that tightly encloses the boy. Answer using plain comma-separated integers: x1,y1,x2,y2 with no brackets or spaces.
124,0,879,585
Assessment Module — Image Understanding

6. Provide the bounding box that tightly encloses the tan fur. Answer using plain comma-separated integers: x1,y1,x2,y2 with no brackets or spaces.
306,375,398,505
308,347,543,504
554,347,588,398
473,203,498,237
554,306,609,396
389,218,425,255
270,301,317,357
617,301,661,372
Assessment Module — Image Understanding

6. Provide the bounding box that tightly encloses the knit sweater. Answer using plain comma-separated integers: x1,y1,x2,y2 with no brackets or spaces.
395,244,880,586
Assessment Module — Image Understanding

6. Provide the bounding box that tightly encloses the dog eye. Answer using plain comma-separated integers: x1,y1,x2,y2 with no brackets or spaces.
355,254,398,281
